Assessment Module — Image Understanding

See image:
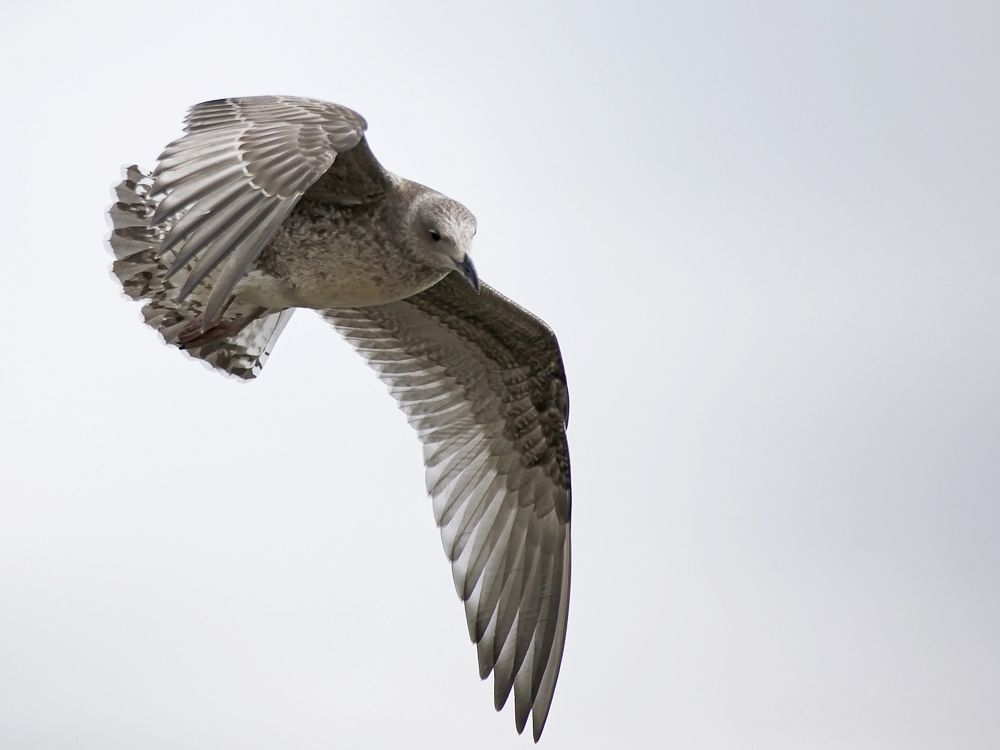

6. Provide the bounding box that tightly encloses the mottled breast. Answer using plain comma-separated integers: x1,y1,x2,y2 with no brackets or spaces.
238,199,448,310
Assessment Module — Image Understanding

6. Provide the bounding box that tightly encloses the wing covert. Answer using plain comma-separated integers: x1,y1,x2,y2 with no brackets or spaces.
322,273,571,741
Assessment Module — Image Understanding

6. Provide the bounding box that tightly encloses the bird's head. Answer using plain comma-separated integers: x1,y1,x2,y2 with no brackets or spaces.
407,191,479,291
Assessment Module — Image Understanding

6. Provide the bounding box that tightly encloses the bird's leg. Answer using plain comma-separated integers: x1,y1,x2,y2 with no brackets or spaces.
177,301,268,350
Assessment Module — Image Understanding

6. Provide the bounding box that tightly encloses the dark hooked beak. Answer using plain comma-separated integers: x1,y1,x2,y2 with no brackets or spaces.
453,253,480,292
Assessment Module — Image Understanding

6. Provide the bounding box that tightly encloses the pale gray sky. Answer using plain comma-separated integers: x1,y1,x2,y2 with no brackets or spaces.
1,1,998,748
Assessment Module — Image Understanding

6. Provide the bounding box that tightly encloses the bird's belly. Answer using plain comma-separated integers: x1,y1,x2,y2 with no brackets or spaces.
236,220,446,310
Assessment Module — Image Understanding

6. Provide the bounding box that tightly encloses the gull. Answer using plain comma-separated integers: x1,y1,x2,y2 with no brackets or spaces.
107,96,571,741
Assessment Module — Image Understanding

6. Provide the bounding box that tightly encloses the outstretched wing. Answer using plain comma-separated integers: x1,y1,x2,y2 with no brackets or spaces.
148,96,382,323
322,273,572,742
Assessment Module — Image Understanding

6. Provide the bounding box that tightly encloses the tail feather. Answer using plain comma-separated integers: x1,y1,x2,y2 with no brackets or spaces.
108,165,292,380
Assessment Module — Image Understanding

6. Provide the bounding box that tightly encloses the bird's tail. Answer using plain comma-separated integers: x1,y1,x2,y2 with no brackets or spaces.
107,165,293,380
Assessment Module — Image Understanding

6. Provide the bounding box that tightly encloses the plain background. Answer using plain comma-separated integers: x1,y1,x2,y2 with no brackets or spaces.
1,1,998,748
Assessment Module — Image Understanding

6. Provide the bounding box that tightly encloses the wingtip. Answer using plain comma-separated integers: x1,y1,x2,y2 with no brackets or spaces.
531,703,549,742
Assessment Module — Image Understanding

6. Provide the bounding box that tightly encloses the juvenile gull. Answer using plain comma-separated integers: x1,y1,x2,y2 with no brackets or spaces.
108,96,571,741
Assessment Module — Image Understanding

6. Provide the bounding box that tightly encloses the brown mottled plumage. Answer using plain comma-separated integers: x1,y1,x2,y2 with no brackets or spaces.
107,96,571,741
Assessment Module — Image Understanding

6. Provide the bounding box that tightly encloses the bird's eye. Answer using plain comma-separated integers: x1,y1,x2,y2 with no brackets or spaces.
428,229,442,242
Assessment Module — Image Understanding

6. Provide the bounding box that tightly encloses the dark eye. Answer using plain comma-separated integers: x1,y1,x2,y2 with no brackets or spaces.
428,229,442,242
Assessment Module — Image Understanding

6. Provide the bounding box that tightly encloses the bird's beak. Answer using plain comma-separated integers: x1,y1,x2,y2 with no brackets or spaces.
453,253,480,292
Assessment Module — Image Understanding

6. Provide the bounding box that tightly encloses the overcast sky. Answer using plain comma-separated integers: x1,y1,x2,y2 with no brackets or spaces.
1,1,998,748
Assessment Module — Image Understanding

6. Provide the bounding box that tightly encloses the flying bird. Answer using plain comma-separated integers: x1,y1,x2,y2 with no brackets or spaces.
107,96,571,741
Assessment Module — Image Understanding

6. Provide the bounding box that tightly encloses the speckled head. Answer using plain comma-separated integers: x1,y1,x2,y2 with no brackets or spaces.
406,190,480,291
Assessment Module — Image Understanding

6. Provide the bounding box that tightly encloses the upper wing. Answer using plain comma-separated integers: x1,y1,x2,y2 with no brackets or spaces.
322,273,572,741
148,96,383,323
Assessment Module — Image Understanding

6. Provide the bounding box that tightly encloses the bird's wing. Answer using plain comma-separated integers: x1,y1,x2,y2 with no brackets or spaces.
148,96,386,323
322,273,572,742
109,166,294,380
